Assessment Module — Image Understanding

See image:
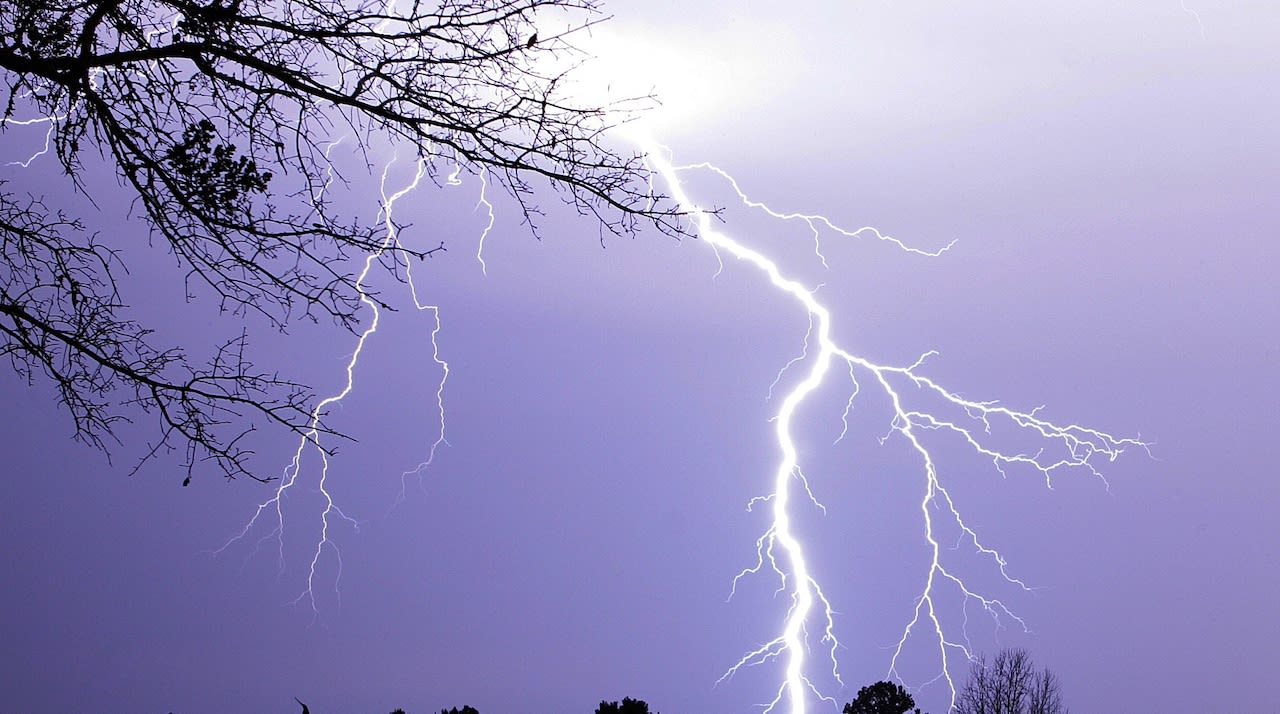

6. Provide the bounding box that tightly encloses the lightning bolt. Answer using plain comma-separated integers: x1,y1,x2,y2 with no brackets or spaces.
631,132,1145,713
1181,0,1206,39
210,65,1145,714
216,0,518,617
393,168,456,506
216,153,452,615
2,113,60,168
0,4,1155,710
474,169,497,276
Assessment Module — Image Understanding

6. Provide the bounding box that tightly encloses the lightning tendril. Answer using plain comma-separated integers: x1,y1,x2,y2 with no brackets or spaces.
217,155,451,616
633,133,1145,712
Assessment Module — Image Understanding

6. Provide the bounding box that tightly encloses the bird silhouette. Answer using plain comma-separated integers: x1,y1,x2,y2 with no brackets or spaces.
526,33,538,48
182,476,191,487
295,697,310,714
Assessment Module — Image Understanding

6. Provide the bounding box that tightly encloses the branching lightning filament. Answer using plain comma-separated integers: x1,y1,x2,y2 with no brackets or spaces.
635,134,1144,713
217,155,450,615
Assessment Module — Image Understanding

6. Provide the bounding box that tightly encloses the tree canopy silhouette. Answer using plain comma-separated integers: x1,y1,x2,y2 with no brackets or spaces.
843,680,924,714
954,648,1068,714
0,0,683,482
439,707,479,714
595,697,656,714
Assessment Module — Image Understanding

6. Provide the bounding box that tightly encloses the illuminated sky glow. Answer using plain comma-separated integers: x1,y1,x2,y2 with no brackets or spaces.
2,3,1278,714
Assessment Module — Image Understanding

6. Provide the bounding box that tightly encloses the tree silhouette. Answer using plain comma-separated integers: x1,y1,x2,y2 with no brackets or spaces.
0,0,684,482
439,707,479,714
595,697,656,714
953,648,1068,714
843,680,923,714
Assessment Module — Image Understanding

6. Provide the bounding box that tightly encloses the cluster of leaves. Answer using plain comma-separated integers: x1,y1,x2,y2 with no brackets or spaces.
165,119,272,218
595,698,656,714
844,681,924,714
173,0,243,39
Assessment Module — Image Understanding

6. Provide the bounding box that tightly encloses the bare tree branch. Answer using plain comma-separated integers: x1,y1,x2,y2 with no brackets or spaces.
0,0,684,481
954,649,1069,714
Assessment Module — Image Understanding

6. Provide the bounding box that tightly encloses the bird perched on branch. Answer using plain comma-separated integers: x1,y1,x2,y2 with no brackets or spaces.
526,33,538,48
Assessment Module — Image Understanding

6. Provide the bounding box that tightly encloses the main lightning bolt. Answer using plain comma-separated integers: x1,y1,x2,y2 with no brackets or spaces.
630,132,1144,713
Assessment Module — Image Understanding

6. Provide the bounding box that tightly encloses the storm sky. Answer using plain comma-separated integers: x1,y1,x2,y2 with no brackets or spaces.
2,2,1277,713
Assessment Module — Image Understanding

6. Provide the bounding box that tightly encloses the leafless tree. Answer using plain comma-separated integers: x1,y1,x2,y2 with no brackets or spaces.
953,649,1068,714
0,0,682,481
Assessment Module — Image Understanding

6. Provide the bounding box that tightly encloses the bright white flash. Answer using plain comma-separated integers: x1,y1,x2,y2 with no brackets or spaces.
633,132,1144,713
567,21,780,135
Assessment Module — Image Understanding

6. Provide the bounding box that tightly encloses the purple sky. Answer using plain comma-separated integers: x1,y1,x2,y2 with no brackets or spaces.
2,3,1278,713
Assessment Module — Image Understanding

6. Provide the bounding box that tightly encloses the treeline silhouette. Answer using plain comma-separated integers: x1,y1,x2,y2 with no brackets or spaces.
383,699,652,714
388,699,655,714
300,650,1066,714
